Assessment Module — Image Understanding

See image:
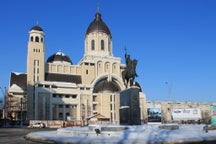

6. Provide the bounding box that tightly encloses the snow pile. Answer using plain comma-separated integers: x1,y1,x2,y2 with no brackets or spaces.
26,124,216,144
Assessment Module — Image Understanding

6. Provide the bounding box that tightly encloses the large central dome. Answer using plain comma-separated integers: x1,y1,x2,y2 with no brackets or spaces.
85,12,112,38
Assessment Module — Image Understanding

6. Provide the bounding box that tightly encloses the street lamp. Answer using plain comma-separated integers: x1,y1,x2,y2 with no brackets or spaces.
0,99,3,118
165,82,173,102
20,98,23,127
165,82,173,122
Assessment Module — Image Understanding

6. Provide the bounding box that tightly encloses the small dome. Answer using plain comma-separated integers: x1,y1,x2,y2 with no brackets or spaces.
86,12,111,37
47,51,73,64
30,25,43,31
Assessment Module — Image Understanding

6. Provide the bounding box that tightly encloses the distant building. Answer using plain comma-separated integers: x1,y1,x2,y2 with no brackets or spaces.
147,101,215,123
7,11,146,123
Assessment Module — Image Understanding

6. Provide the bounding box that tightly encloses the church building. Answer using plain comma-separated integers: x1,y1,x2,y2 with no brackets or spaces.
7,11,146,123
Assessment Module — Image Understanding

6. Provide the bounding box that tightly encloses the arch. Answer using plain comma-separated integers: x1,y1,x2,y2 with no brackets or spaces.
93,78,121,93
105,62,110,72
35,36,39,42
97,61,103,75
91,40,95,50
41,37,44,43
91,74,125,92
101,40,104,50
112,63,118,74
108,39,111,51
30,36,33,42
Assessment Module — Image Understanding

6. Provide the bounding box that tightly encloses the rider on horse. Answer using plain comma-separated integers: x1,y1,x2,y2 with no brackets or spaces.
122,52,138,88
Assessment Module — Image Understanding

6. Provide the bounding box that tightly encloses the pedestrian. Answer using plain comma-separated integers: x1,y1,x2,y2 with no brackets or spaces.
203,124,208,133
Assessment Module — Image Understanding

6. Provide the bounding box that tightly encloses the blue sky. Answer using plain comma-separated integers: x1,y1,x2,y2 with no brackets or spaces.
0,0,216,102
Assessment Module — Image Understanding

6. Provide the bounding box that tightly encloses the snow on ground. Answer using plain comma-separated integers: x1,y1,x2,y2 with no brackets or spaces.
26,124,216,144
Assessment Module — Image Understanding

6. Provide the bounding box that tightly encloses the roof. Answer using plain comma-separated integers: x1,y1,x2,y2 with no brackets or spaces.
30,25,43,31
47,51,73,64
86,113,110,120
86,12,112,37
10,72,27,89
45,73,82,84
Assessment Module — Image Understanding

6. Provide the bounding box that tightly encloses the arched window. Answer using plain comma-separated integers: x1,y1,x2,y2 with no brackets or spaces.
35,36,39,42
101,40,104,50
108,40,111,51
30,36,33,42
91,40,95,50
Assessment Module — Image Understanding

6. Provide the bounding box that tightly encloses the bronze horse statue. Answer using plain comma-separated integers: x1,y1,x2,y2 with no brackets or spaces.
122,58,138,88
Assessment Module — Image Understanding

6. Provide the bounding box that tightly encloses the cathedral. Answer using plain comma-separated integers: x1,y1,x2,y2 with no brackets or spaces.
7,11,146,123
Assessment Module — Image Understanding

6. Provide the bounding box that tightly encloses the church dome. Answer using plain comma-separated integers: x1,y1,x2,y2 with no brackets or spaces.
47,51,73,64
30,24,43,31
86,12,112,38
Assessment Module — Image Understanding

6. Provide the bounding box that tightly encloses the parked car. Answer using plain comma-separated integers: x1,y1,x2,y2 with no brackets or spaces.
32,122,45,128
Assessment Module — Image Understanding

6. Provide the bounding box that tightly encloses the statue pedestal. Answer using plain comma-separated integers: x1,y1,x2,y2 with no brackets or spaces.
119,87,141,125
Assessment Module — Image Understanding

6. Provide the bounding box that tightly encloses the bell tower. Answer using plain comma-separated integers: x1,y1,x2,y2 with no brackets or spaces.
27,24,45,120
85,12,112,57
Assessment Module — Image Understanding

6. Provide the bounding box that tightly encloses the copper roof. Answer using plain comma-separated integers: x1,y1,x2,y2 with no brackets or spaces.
86,12,112,37
47,51,73,64
30,25,43,31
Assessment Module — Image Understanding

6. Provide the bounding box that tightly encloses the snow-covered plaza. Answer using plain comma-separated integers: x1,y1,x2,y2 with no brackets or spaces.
25,124,216,144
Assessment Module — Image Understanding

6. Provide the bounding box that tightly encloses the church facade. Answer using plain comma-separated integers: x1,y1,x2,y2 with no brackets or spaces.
7,12,146,123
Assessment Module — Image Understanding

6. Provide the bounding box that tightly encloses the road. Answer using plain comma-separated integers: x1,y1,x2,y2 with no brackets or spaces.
0,128,57,144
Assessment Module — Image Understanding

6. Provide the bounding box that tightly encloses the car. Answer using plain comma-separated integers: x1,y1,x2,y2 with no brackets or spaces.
32,122,45,128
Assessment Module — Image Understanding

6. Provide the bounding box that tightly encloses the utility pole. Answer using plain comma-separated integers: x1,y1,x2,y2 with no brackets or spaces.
165,82,173,122
165,82,173,102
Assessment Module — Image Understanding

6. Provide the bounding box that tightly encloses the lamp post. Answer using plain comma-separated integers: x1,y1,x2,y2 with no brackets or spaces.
0,98,2,120
165,82,173,122
0,86,6,128
165,82,173,102
20,97,23,127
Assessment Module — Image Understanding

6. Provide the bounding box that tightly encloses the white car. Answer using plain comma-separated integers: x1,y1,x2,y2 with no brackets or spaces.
32,122,45,128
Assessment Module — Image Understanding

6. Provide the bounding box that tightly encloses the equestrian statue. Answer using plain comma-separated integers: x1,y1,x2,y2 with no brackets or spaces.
122,52,138,88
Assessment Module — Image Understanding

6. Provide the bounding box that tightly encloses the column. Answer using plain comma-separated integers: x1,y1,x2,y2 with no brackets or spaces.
49,94,52,120
112,94,115,122
56,104,59,120
43,96,46,120
70,105,73,119
85,99,88,118
77,94,81,120
34,89,38,119
63,105,65,121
